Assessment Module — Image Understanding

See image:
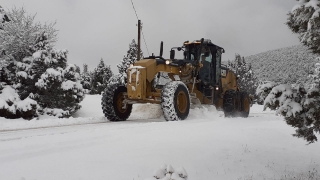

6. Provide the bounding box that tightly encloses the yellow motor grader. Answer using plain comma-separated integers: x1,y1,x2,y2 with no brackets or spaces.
101,38,250,121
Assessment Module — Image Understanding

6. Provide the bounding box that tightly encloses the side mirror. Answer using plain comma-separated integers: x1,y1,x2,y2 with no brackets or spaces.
170,49,175,59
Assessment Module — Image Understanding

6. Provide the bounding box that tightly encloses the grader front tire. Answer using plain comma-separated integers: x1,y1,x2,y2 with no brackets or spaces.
161,81,190,121
101,83,132,121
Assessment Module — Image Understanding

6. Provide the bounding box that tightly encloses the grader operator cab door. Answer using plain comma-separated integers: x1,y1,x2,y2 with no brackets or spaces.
199,50,213,84
197,46,223,104
184,41,223,88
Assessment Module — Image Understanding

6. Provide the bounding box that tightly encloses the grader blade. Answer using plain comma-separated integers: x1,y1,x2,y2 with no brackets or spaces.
190,93,202,109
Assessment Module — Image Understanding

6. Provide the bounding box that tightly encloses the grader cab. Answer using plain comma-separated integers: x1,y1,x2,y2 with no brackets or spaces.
101,38,251,121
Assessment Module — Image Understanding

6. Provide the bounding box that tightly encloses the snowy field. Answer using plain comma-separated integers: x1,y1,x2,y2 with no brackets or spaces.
0,95,319,180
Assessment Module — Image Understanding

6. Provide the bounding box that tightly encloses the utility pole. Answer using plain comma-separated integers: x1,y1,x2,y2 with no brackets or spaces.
137,20,141,61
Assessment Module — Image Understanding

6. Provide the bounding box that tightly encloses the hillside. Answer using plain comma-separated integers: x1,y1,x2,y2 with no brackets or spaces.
245,45,319,84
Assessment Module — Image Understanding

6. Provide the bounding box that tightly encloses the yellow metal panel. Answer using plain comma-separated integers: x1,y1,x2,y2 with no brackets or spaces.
134,59,157,82
187,84,212,104
134,59,181,82
155,64,180,75
221,70,238,94
127,67,146,100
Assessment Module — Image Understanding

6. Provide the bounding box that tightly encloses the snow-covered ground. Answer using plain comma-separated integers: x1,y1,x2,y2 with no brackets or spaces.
0,95,319,180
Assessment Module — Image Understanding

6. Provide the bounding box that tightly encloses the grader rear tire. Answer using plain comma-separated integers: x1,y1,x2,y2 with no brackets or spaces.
161,81,190,121
223,90,238,117
101,82,132,121
239,92,250,118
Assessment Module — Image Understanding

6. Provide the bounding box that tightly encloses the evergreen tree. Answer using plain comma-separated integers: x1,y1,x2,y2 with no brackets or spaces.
263,1,320,143
91,58,113,94
0,5,10,30
103,65,113,85
83,63,88,73
117,39,143,74
264,60,320,143
228,54,258,97
75,65,80,74
286,0,320,54
0,6,85,118
255,81,278,105
80,63,92,92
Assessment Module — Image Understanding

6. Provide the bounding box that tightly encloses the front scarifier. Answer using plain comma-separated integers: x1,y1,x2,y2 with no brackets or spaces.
101,80,132,121
161,81,190,121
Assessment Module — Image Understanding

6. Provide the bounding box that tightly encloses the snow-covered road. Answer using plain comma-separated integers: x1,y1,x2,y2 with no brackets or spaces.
0,95,319,180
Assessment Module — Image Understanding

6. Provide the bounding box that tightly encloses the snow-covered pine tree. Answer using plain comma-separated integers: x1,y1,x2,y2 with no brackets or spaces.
75,65,80,74
0,6,85,118
0,7,57,119
91,58,113,94
228,54,258,97
33,48,85,117
262,1,320,143
0,5,10,30
80,63,92,92
286,0,320,54
91,58,104,94
103,65,113,86
256,81,278,105
83,63,88,73
264,61,320,143
117,39,143,74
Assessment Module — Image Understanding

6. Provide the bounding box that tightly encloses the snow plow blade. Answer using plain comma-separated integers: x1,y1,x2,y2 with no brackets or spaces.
190,93,202,109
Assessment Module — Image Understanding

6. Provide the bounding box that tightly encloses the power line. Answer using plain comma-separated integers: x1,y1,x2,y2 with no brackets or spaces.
141,27,150,56
130,0,139,20
130,0,150,56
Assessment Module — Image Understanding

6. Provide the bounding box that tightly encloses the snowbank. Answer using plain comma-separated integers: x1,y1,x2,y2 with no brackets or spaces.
0,95,225,131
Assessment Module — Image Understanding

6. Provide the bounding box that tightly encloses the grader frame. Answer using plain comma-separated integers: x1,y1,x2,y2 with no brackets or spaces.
101,38,251,121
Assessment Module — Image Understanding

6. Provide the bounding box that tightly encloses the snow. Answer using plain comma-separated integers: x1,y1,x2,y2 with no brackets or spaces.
129,66,143,84
0,86,20,105
0,86,37,115
15,97,37,112
32,51,42,59
16,71,28,79
46,68,62,77
155,72,173,86
147,164,187,180
0,95,319,180
264,84,304,117
61,80,76,90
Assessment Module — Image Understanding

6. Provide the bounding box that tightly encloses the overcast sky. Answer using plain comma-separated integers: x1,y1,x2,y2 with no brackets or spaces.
1,0,299,72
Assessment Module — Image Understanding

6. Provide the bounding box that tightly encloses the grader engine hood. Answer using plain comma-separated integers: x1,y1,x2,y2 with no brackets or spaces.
131,59,157,82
